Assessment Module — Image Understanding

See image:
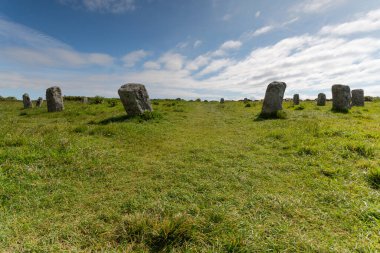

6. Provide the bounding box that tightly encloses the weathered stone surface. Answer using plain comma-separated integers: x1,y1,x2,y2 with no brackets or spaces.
46,86,64,112
36,97,43,107
118,83,152,116
317,93,326,106
293,94,300,105
220,98,225,104
351,89,364,106
22,93,33,109
332,84,351,112
261,81,287,115
81,97,88,104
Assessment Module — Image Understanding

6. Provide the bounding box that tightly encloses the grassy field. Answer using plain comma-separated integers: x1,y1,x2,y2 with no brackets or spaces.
0,99,379,252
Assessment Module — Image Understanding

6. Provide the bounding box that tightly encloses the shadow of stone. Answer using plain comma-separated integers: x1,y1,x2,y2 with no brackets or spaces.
97,115,131,125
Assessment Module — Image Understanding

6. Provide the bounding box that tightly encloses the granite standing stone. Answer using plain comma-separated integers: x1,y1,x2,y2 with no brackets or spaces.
317,93,326,106
46,86,64,112
332,84,351,112
22,93,33,109
36,97,43,107
118,83,153,116
220,98,225,104
261,81,287,116
81,97,88,104
293,94,300,105
351,89,364,107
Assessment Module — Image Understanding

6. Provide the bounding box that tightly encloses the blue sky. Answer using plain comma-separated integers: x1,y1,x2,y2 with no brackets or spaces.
0,0,380,100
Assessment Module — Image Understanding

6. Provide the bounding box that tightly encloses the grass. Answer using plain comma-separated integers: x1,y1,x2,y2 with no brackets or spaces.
0,99,379,252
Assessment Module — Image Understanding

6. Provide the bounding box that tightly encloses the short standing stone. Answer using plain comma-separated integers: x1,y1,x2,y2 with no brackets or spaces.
22,93,33,108
46,86,64,112
261,81,287,116
317,93,326,106
220,98,225,104
293,94,300,105
36,97,43,107
351,89,364,107
118,83,153,116
81,97,88,104
332,84,351,112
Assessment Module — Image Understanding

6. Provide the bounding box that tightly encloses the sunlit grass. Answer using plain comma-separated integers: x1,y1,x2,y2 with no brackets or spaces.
0,99,379,252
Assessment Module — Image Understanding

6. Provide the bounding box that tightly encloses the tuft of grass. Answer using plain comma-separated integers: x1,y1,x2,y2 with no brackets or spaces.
245,103,251,108
344,144,375,158
294,105,305,110
115,213,195,251
367,168,380,189
258,110,287,119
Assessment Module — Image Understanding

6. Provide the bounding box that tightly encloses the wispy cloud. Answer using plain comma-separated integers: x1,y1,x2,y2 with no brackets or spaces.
251,25,274,37
320,8,380,35
0,18,114,68
58,0,136,13
291,0,347,13
122,50,150,67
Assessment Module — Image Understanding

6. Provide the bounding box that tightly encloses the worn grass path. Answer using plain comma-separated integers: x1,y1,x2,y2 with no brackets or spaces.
0,100,379,252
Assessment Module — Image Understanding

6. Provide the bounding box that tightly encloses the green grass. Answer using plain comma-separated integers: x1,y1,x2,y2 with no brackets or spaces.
0,99,379,252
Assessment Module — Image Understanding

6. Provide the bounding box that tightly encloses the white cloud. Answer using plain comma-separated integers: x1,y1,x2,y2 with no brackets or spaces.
197,58,232,76
158,52,185,71
58,0,136,13
251,25,274,37
220,40,242,50
193,40,202,48
255,11,261,18
320,8,380,36
222,14,232,21
122,50,149,67
143,61,161,70
291,0,347,13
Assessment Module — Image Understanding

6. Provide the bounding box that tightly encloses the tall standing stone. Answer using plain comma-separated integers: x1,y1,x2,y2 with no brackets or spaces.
22,93,33,109
261,81,287,116
220,98,225,104
332,84,351,112
46,86,64,112
317,93,326,106
36,97,43,107
118,83,152,116
81,97,88,104
293,94,300,105
351,89,364,107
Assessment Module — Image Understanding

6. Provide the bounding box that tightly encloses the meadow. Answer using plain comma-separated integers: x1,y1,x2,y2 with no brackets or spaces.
0,98,379,252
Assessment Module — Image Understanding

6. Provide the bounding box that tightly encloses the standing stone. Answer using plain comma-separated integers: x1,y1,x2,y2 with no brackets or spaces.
81,97,88,104
293,94,300,105
118,83,152,116
220,98,225,104
46,86,64,112
244,98,248,103
22,93,33,108
36,97,43,107
332,84,351,112
351,89,364,107
317,93,326,106
261,81,287,116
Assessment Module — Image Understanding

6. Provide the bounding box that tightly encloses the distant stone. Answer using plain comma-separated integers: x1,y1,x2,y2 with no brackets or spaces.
220,98,225,104
46,86,64,112
332,84,351,112
317,93,326,106
22,93,33,109
244,98,248,103
351,89,364,107
36,97,43,107
261,81,287,116
118,83,153,116
81,97,88,104
293,94,300,105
